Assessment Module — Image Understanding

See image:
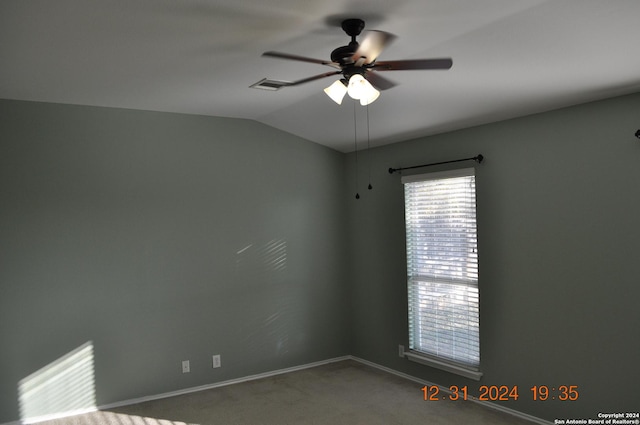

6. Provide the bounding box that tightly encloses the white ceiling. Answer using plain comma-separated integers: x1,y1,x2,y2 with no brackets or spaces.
2,0,640,152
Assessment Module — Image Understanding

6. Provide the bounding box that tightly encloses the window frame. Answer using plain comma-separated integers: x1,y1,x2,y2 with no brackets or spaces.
402,167,482,381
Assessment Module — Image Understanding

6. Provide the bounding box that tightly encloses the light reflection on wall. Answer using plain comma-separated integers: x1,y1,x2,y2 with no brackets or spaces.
235,239,287,273
18,341,96,423
235,238,302,356
262,239,287,272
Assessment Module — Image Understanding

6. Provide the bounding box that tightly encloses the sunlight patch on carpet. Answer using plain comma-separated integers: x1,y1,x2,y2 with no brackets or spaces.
19,341,96,423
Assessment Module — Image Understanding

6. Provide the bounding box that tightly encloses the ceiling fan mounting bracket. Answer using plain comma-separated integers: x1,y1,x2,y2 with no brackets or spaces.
341,18,365,38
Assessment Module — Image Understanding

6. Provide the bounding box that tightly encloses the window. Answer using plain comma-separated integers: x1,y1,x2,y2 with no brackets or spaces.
402,168,481,380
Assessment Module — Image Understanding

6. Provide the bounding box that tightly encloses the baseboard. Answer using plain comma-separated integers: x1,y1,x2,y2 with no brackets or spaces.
349,356,552,425
99,355,351,411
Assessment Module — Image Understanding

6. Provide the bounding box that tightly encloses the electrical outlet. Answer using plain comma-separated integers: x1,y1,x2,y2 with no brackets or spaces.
182,360,190,373
212,354,221,368
398,345,405,358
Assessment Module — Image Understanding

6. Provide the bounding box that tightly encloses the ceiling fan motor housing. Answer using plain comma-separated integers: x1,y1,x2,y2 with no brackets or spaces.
330,44,357,64
330,19,365,65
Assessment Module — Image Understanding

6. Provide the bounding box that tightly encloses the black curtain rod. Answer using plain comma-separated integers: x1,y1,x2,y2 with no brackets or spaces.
388,154,484,174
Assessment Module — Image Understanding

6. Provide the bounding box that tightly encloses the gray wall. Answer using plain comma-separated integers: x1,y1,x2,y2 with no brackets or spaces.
347,92,640,421
2,93,639,423
0,100,350,422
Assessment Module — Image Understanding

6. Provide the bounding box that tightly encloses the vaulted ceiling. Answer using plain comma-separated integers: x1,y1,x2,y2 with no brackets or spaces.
2,0,640,152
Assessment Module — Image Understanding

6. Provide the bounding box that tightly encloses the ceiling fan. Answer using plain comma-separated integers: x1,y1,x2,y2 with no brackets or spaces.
254,18,453,105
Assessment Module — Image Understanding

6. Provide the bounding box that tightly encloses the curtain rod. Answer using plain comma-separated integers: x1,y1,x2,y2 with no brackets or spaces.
388,154,484,174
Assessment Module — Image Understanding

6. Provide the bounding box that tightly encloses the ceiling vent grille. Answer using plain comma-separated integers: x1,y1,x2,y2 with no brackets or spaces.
249,78,292,91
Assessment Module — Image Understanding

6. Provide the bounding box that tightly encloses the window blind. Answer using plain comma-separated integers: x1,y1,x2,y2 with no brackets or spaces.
403,168,480,369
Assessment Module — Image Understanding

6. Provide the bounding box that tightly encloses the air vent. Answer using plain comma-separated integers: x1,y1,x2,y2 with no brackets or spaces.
249,78,292,91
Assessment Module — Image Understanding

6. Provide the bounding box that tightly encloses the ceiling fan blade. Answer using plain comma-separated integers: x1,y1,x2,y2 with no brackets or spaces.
352,30,396,65
365,71,397,91
262,51,340,69
372,58,453,71
287,70,342,86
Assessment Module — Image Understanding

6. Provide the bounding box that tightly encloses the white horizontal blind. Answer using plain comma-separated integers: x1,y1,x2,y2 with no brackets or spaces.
403,168,480,369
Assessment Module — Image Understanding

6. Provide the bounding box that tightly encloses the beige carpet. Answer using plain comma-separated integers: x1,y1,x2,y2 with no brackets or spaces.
39,360,537,425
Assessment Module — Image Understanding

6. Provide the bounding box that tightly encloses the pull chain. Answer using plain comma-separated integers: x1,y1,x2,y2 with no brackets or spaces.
367,103,372,191
354,101,360,199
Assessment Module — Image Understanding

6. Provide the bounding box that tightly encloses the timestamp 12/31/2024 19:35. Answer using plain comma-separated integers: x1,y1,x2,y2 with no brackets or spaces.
421,385,579,402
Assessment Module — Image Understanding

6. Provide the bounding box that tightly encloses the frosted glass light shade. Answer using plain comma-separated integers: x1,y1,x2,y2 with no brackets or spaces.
347,74,368,99
359,86,380,105
324,79,348,104
347,74,380,105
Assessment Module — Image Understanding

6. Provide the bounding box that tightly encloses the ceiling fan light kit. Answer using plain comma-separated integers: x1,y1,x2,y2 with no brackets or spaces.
346,74,380,105
257,18,452,105
323,75,379,105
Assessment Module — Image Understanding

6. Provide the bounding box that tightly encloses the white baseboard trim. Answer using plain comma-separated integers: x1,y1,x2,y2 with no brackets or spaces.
349,356,552,425
98,355,351,411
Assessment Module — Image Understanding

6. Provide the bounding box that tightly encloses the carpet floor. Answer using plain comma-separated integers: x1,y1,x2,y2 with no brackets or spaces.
39,360,538,425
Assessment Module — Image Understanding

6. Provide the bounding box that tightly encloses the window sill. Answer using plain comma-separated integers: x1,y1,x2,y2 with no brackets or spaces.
405,351,483,381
